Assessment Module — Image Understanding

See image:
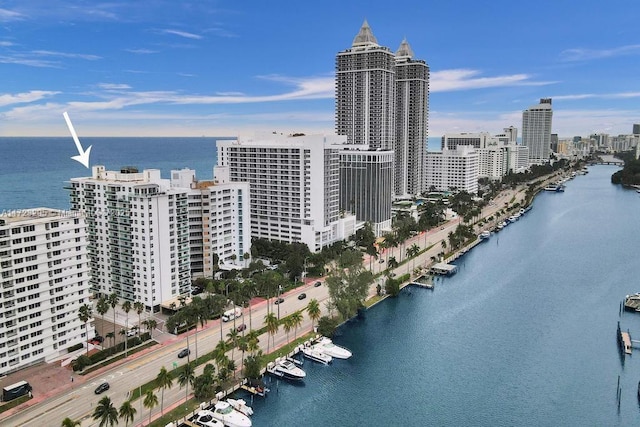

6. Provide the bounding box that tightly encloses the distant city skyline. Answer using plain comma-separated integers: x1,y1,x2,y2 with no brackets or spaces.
1,1,640,137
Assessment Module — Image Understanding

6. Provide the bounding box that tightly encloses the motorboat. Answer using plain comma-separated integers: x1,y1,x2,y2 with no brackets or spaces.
193,410,224,427
266,358,307,381
302,345,332,364
478,230,491,240
312,337,352,359
226,398,254,417
211,401,252,427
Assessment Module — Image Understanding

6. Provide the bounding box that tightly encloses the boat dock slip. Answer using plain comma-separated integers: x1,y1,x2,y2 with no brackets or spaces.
430,262,458,275
622,332,632,354
624,294,640,312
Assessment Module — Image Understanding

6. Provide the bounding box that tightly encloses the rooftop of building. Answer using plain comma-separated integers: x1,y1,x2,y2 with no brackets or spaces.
0,208,81,225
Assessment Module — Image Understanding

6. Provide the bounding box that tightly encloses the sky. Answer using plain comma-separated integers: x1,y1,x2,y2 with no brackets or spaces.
1,0,639,138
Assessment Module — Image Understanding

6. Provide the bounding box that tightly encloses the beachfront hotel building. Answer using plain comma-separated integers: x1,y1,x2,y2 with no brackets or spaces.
169,168,250,277
425,146,479,194
441,132,496,151
70,167,191,311
394,38,429,198
522,98,553,164
215,134,357,253
0,209,93,375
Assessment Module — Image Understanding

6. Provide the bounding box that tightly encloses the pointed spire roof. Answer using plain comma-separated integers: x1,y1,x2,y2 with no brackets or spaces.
395,38,414,58
352,19,378,47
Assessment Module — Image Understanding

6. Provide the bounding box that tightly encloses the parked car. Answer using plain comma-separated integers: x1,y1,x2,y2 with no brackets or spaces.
298,293,307,300
236,324,247,332
274,297,285,305
94,382,110,394
126,328,136,337
378,259,385,263
314,281,322,287
90,335,103,344
178,348,191,358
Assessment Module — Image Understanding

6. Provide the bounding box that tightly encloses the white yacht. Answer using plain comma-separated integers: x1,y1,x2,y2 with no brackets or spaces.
479,230,491,240
211,401,252,427
302,345,332,364
267,358,306,381
312,337,352,359
193,410,224,427
226,398,254,416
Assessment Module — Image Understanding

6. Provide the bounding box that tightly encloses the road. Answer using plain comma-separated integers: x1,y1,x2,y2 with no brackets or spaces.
6,185,533,427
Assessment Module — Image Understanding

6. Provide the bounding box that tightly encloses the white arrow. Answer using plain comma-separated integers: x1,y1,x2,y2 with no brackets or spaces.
63,111,92,168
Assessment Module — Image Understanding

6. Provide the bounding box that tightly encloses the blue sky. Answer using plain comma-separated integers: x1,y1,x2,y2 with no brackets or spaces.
1,0,639,138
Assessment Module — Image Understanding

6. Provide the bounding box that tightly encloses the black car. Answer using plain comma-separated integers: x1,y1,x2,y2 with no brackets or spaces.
298,293,307,300
94,382,110,394
274,297,285,305
91,335,103,344
236,324,247,332
314,281,322,287
178,348,191,358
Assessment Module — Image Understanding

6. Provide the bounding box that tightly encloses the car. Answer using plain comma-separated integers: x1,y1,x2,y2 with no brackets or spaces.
89,335,103,344
94,382,110,394
314,281,322,287
178,348,191,358
274,297,285,305
236,324,247,332
126,329,136,337
298,293,307,300
378,259,385,263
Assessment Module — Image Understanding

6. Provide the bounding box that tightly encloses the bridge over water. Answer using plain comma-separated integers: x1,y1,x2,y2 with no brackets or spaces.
591,154,624,165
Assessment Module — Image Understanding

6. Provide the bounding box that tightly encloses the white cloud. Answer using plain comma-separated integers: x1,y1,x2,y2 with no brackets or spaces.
125,48,158,54
0,41,15,47
0,8,25,22
431,69,555,92
160,29,203,40
31,50,101,60
97,83,132,90
560,44,640,61
0,55,59,68
552,92,640,101
0,90,59,107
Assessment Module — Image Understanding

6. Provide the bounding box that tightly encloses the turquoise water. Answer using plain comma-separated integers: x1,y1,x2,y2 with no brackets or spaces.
0,137,222,210
244,165,640,426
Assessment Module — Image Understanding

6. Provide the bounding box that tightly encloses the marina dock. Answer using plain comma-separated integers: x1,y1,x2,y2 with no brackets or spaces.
617,322,632,355
430,262,458,275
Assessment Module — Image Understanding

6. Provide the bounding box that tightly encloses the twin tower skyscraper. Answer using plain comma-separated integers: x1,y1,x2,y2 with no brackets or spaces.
336,20,430,200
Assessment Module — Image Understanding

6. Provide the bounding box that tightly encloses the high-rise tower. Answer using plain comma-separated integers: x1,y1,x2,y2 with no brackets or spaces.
394,38,429,198
335,20,396,149
522,98,553,164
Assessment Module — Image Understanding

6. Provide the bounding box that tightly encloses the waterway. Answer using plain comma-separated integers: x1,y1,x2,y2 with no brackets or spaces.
244,165,640,426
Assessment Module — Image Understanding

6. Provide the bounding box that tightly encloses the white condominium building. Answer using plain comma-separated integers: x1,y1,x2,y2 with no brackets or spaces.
70,166,191,311
0,209,92,375
441,132,497,151
170,168,250,276
215,134,356,253
425,146,479,194
522,98,553,164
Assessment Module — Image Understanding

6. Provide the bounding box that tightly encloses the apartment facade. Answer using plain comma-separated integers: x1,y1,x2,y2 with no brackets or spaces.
394,38,429,198
170,168,250,277
425,146,479,194
0,209,92,375
215,134,356,253
522,98,553,164
70,166,191,310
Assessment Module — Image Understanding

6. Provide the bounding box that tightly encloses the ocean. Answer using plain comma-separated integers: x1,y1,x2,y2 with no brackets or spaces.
0,137,224,211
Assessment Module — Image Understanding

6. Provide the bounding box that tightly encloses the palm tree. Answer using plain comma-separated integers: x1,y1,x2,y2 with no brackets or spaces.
121,300,132,356
143,390,158,425
388,256,399,270
177,362,195,403
245,330,260,355
107,292,118,350
118,400,137,427
61,417,81,427
290,311,304,341
237,335,249,375
243,251,250,268
227,327,239,362
92,396,118,427
143,318,157,339
155,366,173,415
78,303,92,355
214,340,230,373
133,301,145,336
282,316,293,344
264,312,279,352
307,299,321,330
95,297,109,338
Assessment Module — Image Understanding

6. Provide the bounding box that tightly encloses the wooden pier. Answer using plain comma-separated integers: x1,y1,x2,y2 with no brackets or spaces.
617,321,632,355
